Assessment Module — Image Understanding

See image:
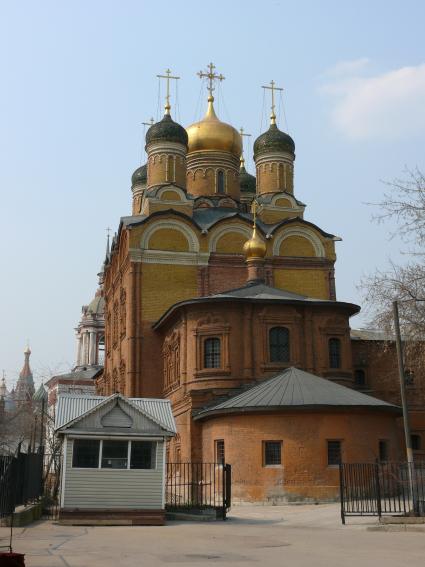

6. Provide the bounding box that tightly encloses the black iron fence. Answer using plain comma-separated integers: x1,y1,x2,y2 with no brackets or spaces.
0,449,46,519
166,462,231,519
340,461,425,524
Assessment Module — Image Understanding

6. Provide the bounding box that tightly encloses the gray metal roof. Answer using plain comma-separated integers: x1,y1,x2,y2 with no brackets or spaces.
210,282,322,302
55,393,177,434
351,328,394,341
45,367,102,386
194,367,399,419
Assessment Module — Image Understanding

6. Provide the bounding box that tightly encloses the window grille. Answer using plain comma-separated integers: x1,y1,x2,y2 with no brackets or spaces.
269,327,290,363
411,434,421,451
264,441,282,466
204,337,221,368
329,338,341,369
327,440,342,466
354,369,366,388
379,440,388,462
215,439,225,464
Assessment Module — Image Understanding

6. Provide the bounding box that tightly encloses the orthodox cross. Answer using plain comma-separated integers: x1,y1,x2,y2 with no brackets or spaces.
262,80,283,125
157,68,180,114
197,63,225,98
106,227,111,255
142,117,154,128
239,127,251,165
251,199,258,228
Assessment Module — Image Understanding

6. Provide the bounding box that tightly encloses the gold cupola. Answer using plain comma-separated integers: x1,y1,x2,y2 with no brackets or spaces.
186,63,242,201
243,225,267,261
244,201,267,283
186,95,242,156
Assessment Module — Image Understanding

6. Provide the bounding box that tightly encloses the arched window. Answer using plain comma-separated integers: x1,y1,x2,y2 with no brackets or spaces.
329,338,341,369
269,327,290,363
204,337,221,368
354,369,366,388
217,170,225,194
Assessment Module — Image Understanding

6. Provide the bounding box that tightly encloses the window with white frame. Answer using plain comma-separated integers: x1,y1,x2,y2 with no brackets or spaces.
72,439,157,469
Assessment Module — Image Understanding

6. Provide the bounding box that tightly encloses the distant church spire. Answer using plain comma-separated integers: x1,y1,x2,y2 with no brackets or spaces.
15,345,35,402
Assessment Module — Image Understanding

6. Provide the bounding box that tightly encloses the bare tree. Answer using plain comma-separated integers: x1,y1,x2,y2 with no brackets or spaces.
360,168,425,370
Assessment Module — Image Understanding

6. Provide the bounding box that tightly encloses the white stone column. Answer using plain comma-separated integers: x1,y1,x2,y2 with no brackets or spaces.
76,334,82,366
88,331,96,365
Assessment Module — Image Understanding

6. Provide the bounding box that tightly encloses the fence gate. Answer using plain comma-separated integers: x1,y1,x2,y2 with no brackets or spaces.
340,462,425,524
166,462,231,519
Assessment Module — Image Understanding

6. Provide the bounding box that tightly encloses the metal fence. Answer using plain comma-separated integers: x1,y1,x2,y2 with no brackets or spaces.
166,462,231,519
340,461,425,524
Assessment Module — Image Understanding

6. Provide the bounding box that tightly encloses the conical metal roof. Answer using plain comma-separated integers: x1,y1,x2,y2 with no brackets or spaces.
194,367,400,419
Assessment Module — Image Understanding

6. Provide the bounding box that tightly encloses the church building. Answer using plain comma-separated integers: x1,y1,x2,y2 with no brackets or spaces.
91,65,412,501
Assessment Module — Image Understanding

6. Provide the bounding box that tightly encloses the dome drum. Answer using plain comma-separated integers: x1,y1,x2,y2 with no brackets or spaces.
186,150,241,199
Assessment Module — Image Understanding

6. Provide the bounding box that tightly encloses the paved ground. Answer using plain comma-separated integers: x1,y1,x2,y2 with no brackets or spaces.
1,504,425,566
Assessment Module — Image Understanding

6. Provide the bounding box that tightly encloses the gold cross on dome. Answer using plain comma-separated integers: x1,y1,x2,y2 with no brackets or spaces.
251,199,258,228
239,127,251,165
142,117,154,127
157,68,180,114
262,80,283,125
197,62,225,98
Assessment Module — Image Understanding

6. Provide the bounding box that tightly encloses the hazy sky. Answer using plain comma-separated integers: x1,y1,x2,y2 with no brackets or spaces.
1,0,424,388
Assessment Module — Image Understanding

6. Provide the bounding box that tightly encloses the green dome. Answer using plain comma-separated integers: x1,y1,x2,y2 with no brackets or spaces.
87,295,105,316
239,165,256,194
145,114,188,148
33,383,47,402
253,124,295,158
131,164,147,187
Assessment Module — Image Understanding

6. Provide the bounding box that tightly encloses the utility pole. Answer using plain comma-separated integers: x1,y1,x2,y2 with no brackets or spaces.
392,300,416,510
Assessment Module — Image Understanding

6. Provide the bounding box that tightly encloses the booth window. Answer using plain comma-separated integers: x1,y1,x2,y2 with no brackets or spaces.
329,338,341,369
327,440,342,466
72,439,100,468
204,337,221,368
269,327,290,363
101,440,128,469
131,441,156,469
264,441,282,466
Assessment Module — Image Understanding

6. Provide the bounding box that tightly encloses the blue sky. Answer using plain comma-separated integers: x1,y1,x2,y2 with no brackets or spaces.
1,0,424,387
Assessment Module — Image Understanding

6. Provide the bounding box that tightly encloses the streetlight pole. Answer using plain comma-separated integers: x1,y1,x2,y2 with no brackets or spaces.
392,300,416,510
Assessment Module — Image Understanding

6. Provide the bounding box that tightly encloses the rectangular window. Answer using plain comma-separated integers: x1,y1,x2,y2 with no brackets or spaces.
130,441,156,469
264,441,282,466
215,439,225,464
101,440,128,469
379,440,388,462
72,439,100,468
327,440,342,466
204,337,221,369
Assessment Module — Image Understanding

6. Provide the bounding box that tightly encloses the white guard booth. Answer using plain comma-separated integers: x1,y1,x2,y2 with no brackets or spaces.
55,393,176,525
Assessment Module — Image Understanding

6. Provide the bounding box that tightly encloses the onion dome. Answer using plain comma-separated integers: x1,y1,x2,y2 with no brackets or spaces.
253,123,295,158
131,164,147,187
186,96,242,157
87,294,105,316
243,226,267,260
239,160,256,194
145,114,188,148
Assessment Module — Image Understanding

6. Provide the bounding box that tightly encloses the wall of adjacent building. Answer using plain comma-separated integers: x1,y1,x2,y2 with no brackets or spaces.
62,437,165,509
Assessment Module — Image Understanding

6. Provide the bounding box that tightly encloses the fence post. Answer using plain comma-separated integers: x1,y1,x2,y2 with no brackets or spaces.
374,462,382,519
339,463,345,525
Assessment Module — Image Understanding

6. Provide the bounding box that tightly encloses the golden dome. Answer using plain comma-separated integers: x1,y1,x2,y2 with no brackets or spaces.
243,226,267,260
186,96,242,156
